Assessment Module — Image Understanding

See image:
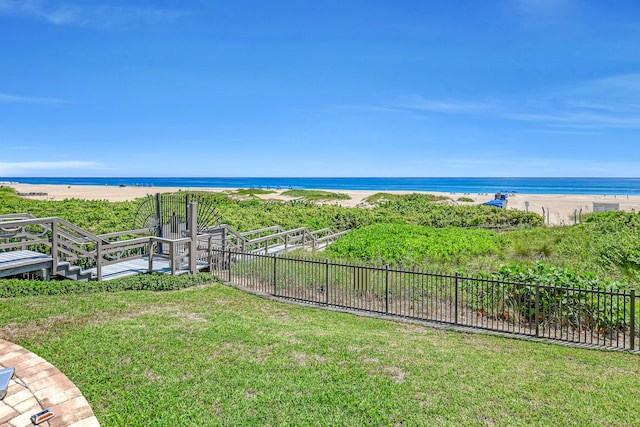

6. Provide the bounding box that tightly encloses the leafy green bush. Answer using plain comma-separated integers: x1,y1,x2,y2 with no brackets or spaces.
584,211,640,229
327,224,510,267
506,219,640,284
281,189,351,201
464,263,631,334
364,192,450,205
0,187,139,234
229,188,276,196
457,197,474,203
374,193,543,228
0,273,217,298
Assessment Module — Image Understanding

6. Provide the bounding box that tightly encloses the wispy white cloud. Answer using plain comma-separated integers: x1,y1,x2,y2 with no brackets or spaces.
9,146,42,150
0,1,188,30
503,111,640,129
393,95,489,113
503,73,640,129
0,161,101,175
366,73,640,129
568,73,640,98
0,93,67,104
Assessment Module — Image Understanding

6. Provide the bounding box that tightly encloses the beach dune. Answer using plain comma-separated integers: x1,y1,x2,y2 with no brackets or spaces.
5,183,640,226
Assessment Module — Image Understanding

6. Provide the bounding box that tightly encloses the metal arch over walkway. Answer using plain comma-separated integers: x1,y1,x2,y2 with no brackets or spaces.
0,207,348,282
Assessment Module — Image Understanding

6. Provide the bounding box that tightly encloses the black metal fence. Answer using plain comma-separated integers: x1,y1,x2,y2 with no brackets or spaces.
209,249,639,351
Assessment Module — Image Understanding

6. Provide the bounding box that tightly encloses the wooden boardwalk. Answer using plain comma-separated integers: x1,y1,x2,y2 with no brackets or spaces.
0,214,347,282
0,250,52,278
85,258,209,281
0,251,209,281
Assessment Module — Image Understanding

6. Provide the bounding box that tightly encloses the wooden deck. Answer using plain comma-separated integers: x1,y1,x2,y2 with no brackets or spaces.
0,250,52,278
0,251,210,281
85,257,210,281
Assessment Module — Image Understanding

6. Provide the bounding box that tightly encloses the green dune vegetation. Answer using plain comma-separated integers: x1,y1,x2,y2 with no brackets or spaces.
1,186,638,287
280,188,352,201
2,187,640,425
227,187,277,197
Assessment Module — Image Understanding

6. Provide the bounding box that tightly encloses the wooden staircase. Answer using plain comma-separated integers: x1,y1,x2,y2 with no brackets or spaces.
0,209,348,282
55,261,94,281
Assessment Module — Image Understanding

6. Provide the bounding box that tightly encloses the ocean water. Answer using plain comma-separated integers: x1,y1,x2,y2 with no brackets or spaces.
2,177,640,195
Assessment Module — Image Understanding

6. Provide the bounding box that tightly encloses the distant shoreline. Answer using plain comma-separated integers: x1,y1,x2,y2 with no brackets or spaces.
2,176,640,195
5,182,640,226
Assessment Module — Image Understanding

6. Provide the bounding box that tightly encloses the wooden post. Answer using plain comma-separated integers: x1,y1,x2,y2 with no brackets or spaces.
170,242,176,275
96,240,103,281
189,201,198,275
51,219,58,273
208,234,214,275
221,227,227,252
155,193,163,253
148,240,154,273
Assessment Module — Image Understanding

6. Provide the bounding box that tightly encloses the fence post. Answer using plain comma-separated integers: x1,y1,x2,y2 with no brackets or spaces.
454,272,459,325
535,282,540,337
170,242,176,275
221,227,226,253
385,264,389,315
273,255,278,296
227,249,232,282
51,219,58,273
631,289,636,351
188,202,198,275
207,235,213,275
148,240,154,273
325,258,330,305
96,240,102,281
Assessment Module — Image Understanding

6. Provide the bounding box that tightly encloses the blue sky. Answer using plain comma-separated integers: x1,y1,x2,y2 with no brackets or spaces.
1,0,640,177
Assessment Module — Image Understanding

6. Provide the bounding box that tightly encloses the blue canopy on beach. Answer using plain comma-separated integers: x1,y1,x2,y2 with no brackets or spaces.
483,199,506,208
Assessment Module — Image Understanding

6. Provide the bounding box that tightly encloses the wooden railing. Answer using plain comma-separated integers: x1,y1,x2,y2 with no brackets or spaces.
0,210,349,281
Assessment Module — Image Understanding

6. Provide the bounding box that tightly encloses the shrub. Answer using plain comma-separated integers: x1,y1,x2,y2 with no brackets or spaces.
0,273,217,298
464,263,630,334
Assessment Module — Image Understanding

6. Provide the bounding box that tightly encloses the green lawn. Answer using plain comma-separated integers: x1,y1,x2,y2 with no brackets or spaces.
1,282,639,426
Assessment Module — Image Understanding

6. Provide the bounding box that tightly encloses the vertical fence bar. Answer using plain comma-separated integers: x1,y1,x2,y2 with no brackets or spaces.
454,272,459,325
630,289,636,351
385,264,389,315
96,240,103,281
273,255,278,296
535,283,540,337
227,250,232,282
325,259,330,305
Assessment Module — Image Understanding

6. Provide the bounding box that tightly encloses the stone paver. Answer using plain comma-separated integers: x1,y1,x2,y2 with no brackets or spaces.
0,339,99,426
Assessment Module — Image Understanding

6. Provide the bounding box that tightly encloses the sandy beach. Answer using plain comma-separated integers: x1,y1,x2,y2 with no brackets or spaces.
5,183,640,226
